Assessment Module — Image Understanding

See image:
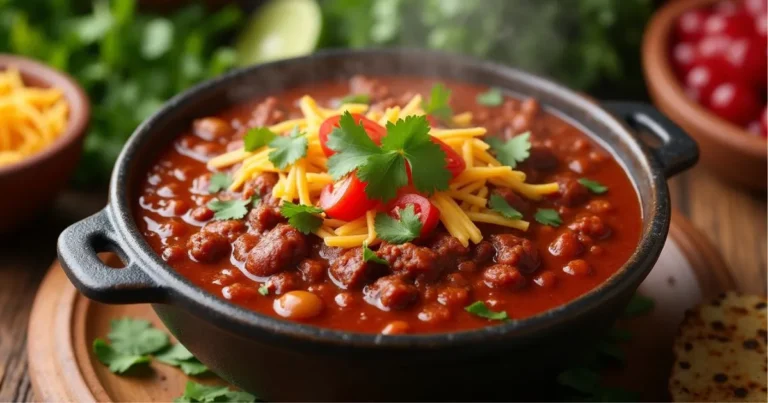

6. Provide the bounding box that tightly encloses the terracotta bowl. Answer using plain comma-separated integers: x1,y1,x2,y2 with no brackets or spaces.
643,0,766,190
0,55,90,232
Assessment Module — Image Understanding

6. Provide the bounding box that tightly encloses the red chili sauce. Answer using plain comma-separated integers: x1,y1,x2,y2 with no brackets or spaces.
135,76,642,334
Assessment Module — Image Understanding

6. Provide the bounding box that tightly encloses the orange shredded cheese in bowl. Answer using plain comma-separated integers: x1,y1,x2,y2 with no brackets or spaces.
0,67,69,167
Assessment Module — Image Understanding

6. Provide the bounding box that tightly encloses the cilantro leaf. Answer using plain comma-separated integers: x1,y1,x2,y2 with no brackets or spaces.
623,294,654,317
243,127,276,152
340,93,370,104
578,178,608,194
175,381,258,403
93,339,151,374
208,173,232,194
108,318,169,355
155,343,209,376
356,151,408,203
423,83,452,120
280,202,324,234
258,284,269,296
207,198,250,220
488,193,523,220
476,87,504,106
374,205,423,244
487,132,531,168
326,112,383,180
268,126,307,169
534,208,562,227
465,301,509,321
362,243,388,265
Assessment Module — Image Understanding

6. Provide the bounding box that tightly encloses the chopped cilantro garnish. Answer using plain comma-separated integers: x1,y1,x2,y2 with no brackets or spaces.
623,294,654,317
362,242,388,265
175,381,258,403
476,87,504,106
327,112,450,202
93,339,151,374
268,126,307,169
279,202,324,234
534,208,562,227
155,343,209,376
488,194,523,220
464,301,509,321
108,318,169,355
578,178,608,194
208,173,232,194
486,131,531,168
243,127,277,152
258,284,269,296
340,93,370,104
207,198,250,221
422,83,453,120
374,205,423,244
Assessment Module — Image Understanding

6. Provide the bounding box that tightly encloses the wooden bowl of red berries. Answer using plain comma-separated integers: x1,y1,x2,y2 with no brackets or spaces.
644,0,766,190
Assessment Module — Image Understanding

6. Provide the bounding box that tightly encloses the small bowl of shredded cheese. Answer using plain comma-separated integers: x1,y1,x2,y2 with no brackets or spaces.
0,54,89,231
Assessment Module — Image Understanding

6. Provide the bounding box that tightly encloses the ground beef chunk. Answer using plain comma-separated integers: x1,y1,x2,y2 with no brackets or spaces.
490,234,540,274
298,258,327,283
245,224,308,277
349,75,390,103
548,231,585,259
555,175,589,207
247,203,284,234
472,241,495,265
243,172,279,199
493,187,531,214
232,233,260,262
190,206,214,222
187,231,229,263
482,264,526,290
377,242,440,283
526,146,558,171
437,286,470,308
330,248,384,289
417,303,451,324
249,96,285,127
266,272,300,295
202,220,245,243
568,215,611,239
429,233,469,269
222,282,259,302
319,244,344,264
193,117,231,141
364,275,418,311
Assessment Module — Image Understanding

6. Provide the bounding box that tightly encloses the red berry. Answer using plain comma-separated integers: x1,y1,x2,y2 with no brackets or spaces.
696,35,731,60
744,0,768,16
705,82,762,126
675,9,711,42
703,12,756,38
724,37,768,87
755,14,768,39
713,0,741,15
672,42,698,77
760,106,768,136
685,64,722,102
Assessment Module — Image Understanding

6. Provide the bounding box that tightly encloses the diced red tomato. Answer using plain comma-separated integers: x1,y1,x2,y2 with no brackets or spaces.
675,9,711,42
705,82,762,126
388,193,440,239
425,114,439,127
319,174,378,221
318,114,386,157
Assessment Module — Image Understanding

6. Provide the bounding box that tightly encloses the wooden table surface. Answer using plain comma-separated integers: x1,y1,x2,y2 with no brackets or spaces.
0,165,765,401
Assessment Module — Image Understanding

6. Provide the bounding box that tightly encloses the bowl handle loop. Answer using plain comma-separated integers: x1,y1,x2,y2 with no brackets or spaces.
57,208,166,304
603,101,699,177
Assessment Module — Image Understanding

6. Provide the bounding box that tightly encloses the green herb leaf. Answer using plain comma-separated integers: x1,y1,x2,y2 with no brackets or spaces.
578,178,608,194
208,173,232,194
250,195,261,208
464,301,508,321
534,208,562,227
280,202,324,234
155,343,209,376
488,193,523,219
258,284,269,296
623,294,654,317
374,205,423,244
356,151,408,202
268,126,308,169
486,132,531,168
142,18,174,60
243,127,277,152
93,339,150,374
423,83,452,120
108,318,170,355
556,367,601,394
175,380,258,403
326,112,383,180
362,242,388,265
207,199,250,221
340,93,370,104
476,87,504,106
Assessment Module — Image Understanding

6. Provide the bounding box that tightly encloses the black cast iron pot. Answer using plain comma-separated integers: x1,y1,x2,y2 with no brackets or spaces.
57,49,697,401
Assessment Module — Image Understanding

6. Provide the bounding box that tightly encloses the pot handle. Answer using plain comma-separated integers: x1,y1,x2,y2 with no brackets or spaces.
602,101,699,177
58,208,166,304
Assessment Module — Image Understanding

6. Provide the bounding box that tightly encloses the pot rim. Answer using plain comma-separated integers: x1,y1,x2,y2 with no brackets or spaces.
107,48,671,349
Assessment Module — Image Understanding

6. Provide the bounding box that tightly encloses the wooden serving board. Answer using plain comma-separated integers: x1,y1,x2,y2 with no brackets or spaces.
27,212,735,402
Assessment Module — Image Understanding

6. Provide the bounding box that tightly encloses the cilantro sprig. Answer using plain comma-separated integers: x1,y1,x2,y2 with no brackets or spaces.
175,381,258,403
339,93,370,104
362,242,388,265
422,83,453,120
243,127,277,152
208,173,232,194
534,208,562,227
279,202,324,234
374,205,423,244
155,343,209,376
93,339,152,374
578,178,608,194
268,126,308,169
487,132,531,168
327,112,451,202
464,301,509,321
207,198,251,221
488,194,523,220
258,284,269,296
476,87,504,106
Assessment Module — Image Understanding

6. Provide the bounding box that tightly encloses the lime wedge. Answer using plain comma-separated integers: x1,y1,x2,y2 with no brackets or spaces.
235,0,322,66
